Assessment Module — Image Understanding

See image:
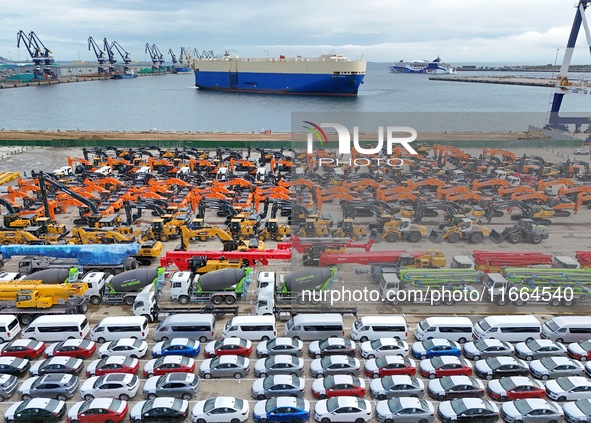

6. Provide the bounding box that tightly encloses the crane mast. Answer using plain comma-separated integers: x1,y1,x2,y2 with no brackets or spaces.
16,30,55,80
88,37,108,75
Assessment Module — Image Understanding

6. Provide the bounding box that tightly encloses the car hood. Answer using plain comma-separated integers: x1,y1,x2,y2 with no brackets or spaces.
563,401,587,418
130,401,144,419
475,361,492,373
18,378,34,393
4,402,19,419
67,401,84,419
364,360,378,372
251,378,265,393
144,360,155,373
143,376,158,392
311,378,325,392
501,402,520,418
253,400,267,417
437,401,455,418
314,400,329,415
428,379,444,393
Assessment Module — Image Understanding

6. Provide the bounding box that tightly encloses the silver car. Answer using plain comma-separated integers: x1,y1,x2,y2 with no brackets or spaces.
514,339,567,361
0,374,18,401
29,357,84,376
254,355,305,378
462,339,514,361
143,373,200,400
375,397,435,423
529,357,585,380
256,337,304,358
199,355,250,379
309,355,361,378
251,374,305,400
18,373,79,401
370,375,424,400
500,398,563,423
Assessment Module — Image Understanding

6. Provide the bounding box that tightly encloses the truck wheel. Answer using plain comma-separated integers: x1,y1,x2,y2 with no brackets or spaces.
532,234,542,244
562,298,576,307
407,232,421,243
178,296,189,305
549,298,561,307
124,296,135,306
469,232,483,243
508,234,520,243
224,296,236,305
19,315,33,326
90,296,102,306
160,234,169,242
78,303,88,313
385,233,399,242
275,235,282,242
211,296,223,305
199,236,207,242
446,233,460,243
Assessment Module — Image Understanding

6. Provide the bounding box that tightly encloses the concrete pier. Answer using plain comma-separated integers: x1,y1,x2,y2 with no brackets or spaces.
430,75,556,87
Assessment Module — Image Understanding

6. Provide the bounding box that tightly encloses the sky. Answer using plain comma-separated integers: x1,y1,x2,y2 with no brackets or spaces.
1,0,591,65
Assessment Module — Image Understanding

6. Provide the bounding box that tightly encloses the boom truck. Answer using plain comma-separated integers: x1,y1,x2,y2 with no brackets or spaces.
451,251,583,273
169,267,252,305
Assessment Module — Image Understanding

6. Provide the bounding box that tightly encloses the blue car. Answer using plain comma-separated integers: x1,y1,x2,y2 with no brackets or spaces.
253,397,310,423
151,338,201,358
411,339,461,359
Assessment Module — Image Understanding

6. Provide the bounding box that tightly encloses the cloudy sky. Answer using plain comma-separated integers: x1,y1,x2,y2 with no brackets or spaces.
1,0,590,64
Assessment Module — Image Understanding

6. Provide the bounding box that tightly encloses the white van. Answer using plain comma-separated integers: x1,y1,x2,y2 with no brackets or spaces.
415,317,474,343
0,315,20,342
284,314,344,341
22,315,90,342
350,315,407,342
154,314,216,342
222,316,276,341
91,316,149,343
255,285,275,316
473,315,541,343
542,316,591,343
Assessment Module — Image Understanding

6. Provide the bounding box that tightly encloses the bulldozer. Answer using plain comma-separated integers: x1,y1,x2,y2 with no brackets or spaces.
371,217,427,243
257,219,290,242
296,219,331,237
133,240,164,265
0,229,45,245
68,227,135,244
429,215,498,244
489,219,549,244
330,219,367,241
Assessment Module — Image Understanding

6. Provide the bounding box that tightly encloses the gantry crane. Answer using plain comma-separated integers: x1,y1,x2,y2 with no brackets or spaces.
88,36,107,74
16,30,55,79
145,43,165,72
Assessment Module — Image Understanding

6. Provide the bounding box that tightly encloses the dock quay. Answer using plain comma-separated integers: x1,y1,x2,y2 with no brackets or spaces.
430,75,556,87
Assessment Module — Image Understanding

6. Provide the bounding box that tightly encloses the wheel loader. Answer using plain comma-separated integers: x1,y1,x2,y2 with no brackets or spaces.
371,217,427,243
330,219,367,241
257,219,290,241
429,215,500,244
489,219,549,244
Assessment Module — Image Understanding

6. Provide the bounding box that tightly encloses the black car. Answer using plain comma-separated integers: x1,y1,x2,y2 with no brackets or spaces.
130,397,189,422
437,398,499,423
0,357,30,377
474,357,529,380
4,398,67,423
427,376,485,401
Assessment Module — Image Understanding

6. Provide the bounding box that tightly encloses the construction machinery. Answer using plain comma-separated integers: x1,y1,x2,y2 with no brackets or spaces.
470,251,554,273
16,30,55,80
142,218,182,242
133,241,163,266
257,219,290,242
489,219,549,244
370,217,427,243
429,215,497,244
68,227,135,245
485,201,555,226
81,268,160,306
160,249,291,271
226,218,258,240
0,230,45,245
315,249,445,268
295,219,331,237
0,281,87,310
330,219,368,241
169,267,252,304
18,255,138,276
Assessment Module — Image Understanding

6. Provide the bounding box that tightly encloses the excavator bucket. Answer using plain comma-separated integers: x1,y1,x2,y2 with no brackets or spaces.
428,229,444,243
488,230,504,244
369,229,383,243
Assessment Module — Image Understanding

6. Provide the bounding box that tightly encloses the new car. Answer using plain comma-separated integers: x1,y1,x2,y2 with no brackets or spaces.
130,397,189,423
568,340,591,361
419,356,473,379
151,338,201,358
253,397,310,423
514,339,567,361
364,356,417,378
360,338,408,359
256,337,304,358
411,339,461,360
251,374,305,400
0,356,29,377
310,355,361,378
474,356,529,380
311,375,366,399
4,398,66,423
191,397,250,423
369,375,424,400
204,338,252,358
462,339,514,361
0,339,45,360
86,356,140,377
254,355,305,377
80,373,140,401
29,356,84,376
437,398,499,423
45,339,96,359
563,398,591,422
199,355,250,379
500,398,563,423
98,338,148,359
67,398,128,423
143,373,199,401
313,397,372,423
375,397,435,423
546,376,591,401
529,357,585,380
143,356,196,378
0,374,17,401
486,376,545,401
18,373,78,401
308,338,356,359
427,376,485,401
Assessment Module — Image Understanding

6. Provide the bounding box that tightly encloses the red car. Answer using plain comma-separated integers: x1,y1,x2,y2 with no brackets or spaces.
364,356,417,378
487,376,546,401
204,338,252,358
0,339,45,360
46,339,97,359
86,356,140,377
143,356,196,378
419,356,473,379
311,375,367,399
67,397,128,423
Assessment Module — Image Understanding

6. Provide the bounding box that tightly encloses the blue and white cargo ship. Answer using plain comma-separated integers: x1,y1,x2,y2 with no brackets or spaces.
389,57,456,74
192,52,366,96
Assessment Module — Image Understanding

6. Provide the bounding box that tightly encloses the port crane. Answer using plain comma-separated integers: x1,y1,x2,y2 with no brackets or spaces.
547,0,591,131
110,40,133,74
102,38,117,73
145,43,165,72
16,30,55,80
180,47,192,68
87,37,107,74
168,49,178,67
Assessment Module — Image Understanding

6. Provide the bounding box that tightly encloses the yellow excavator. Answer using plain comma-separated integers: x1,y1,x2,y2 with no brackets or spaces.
0,230,46,245
68,227,135,244
179,225,264,252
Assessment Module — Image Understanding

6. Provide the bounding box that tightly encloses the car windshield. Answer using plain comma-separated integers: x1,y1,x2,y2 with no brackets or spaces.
474,340,490,350
430,357,444,368
381,377,396,390
540,358,557,369
265,398,278,412
499,378,517,390
203,398,216,413
318,339,330,349
65,375,77,387
370,339,383,349
487,358,502,369
419,320,430,331
324,375,335,387
557,378,576,391
440,377,456,390
387,398,402,413
78,340,91,349
156,375,171,387
525,340,541,350
131,339,143,348
581,341,591,350
64,358,77,368
544,320,559,332
326,398,340,412
478,320,491,332
423,340,435,350
514,400,533,415
451,400,469,415
142,400,156,414
577,400,591,415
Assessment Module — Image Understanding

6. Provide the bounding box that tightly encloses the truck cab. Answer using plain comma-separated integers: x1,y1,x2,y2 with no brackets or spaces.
379,273,401,303
257,272,276,290
170,271,193,303
451,256,476,269
133,285,156,321
80,272,108,305
255,284,275,316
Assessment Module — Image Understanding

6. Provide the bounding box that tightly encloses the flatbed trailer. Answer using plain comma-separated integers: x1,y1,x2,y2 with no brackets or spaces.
0,297,88,325
160,249,291,270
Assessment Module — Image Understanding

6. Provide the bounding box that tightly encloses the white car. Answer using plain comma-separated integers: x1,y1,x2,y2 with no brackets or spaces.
314,396,372,423
546,376,591,401
514,339,567,361
80,373,140,401
98,338,148,359
563,398,591,422
191,396,250,423
360,338,408,359
500,398,563,422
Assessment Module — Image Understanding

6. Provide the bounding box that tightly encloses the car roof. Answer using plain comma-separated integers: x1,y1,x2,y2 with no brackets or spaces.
44,356,77,365
325,355,354,364
268,374,297,383
164,373,194,382
433,356,462,363
222,338,245,346
7,339,36,346
427,339,454,346
271,338,297,346
104,373,133,383
102,356,128,364
516,398,557,409
268,355,297,363
88,398,117,409
60,339,86,347
328,375,357,384
165,338,192,346
217,355,241,363
491,357,520,365
397,397,426,408
39,373,73,383
445,375,475,384
334,396,367,407
112,339,138,347
151,397,178,408
25,397,57,408
458,398,489,408
158,356,189,364
273,397,301,407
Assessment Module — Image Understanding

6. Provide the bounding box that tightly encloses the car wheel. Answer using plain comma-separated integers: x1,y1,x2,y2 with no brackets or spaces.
558,396,567,402
106,420,114,423
321,419,331,423
367,354,375,359
196,419,206,423
21,394,31,400
514,420,523,423
377,393,387,400
372,373,380,379
556,338,564,344
355,419,365,423
199,336,208,343
419,420,428,423
23,355,31,360
57,394,67,401
486,374,493,380
257,394,266,400
582,355,588,362
261,336,270,341
439,394,446,401
6,420,14,423
84,394,94,401
421,354,427,360
473,355,481,361
315,353,322,359
526,355,533,361
231,419,240,423
458,337,467,344
499,395,507,401
120,394,130,401
260,419,268,423
360,336,368,342
259,372,267,378
234,372,242,379
131,355,138,359
429,374,436,379
100,355,108,359
148,373,154,378
148,393,157,400
98,337,106,343
204,373,212,379
71,420,80,423
542,374,549,380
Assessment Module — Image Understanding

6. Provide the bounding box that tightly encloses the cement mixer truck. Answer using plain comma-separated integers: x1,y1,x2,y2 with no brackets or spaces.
81,268,162,306
170,268,252,305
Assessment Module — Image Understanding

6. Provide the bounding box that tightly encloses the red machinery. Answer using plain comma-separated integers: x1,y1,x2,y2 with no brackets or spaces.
289,235,374,254
160,249,292,271
472,250,554,272
576,251,591,268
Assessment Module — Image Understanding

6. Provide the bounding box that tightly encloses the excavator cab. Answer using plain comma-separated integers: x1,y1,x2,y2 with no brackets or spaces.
398,218,411,231
342,219,354,233
459,218,473,232
266,219,278,233
152,219,164,233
